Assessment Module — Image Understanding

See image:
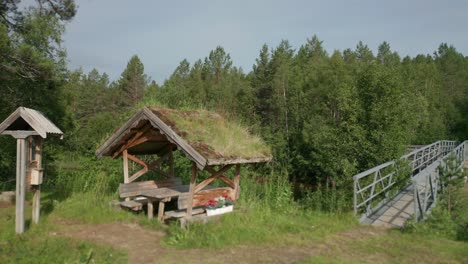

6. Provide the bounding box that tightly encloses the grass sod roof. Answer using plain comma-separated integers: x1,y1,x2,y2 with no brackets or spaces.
96,107,272,169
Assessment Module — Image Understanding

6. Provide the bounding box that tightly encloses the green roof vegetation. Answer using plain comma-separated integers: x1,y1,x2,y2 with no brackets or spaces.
150,108,271,160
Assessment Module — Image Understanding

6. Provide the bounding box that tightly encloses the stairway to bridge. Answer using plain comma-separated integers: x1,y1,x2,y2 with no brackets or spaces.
353,140,467,228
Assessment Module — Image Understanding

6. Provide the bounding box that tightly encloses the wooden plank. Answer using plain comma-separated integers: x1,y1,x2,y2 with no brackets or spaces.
119,178,183,198
3,130,40,138
165,207,205,218
195,165,233,193
206,156,272,166
120,200,146,211
127,153,147,167
178,187,235,210
186,162,198,218
119,180,157,198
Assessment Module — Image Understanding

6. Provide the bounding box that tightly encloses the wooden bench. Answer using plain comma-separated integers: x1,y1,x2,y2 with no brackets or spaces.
118,177,182,211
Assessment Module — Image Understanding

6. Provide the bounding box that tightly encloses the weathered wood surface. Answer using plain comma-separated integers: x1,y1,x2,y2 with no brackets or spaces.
119,178,182,198
96,107,272,169
15,138,27,234
178,187,235,210
119,200,147,211
123,150,129,184
195,164,233,193
32,137,42,224
138,184,217,200
127,151,172,182
206,156,272,166
165,207,205,218
234,164,241,200
96,108,209,169
0,107,63,139
186,162,198,218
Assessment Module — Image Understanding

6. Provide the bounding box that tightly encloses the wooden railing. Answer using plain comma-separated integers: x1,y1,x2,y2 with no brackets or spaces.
353,140,458,219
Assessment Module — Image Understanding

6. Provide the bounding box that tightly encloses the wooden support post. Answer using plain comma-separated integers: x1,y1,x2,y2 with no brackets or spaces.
186,162,198,219
123,150,129,184
234,164,241,200
158,201,165,222
32,137,42,224
123,150,130,201
15,137,27,234
147,199,154,220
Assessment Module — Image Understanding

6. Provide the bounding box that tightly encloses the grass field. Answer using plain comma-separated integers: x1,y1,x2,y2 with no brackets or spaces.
1,188,467,263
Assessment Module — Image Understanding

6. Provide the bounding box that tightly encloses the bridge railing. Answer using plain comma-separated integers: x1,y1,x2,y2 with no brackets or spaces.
353,140,458,219
412,140,467,221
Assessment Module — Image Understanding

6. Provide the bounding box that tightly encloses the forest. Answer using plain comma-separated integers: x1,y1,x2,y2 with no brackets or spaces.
1,1,467,199
0,1,467,262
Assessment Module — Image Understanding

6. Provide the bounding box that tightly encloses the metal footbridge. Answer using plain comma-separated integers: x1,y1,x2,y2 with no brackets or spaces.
353,140,467,228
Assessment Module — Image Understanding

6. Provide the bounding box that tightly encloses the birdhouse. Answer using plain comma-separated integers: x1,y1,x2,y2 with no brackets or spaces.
0,107,63,234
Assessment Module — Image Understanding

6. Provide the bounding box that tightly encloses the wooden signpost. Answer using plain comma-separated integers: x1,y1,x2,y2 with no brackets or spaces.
0,107,63,234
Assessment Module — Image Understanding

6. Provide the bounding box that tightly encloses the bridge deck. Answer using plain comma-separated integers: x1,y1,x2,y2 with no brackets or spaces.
362,185,415,228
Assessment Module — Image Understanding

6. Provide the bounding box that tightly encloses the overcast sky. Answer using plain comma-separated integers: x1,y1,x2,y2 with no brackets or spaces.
63,0,468,84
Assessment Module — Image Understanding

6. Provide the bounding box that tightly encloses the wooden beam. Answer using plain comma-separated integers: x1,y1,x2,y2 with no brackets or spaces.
127,153,148,167
112,124,152,158
219,176,235,189
123,150,129,184
151,167,170,178
234,164,240,200
194,165,233,193
128,151,171,182
206,156,272,166
3,130,40,138
32,137,42,224
186,162,198,219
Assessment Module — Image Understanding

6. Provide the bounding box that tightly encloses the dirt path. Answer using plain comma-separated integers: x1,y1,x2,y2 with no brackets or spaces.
55,219,388,264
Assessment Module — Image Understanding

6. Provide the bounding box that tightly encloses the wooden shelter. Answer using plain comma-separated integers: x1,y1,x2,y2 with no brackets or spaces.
0,107,63,234
96,107,271,221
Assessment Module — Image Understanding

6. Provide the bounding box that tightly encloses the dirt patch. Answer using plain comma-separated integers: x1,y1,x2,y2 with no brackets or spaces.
0,201,13,208
55,220,388,264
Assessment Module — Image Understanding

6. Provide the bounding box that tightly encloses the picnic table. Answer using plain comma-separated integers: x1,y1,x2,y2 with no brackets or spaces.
140,185,190,221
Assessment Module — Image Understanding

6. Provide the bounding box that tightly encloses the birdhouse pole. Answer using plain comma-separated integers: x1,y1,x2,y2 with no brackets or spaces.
0,107,63,234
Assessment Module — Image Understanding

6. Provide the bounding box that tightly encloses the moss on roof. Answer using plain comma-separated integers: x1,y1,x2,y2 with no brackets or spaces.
150,108,271,160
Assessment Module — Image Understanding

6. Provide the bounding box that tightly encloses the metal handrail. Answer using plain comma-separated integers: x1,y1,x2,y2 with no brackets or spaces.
353,140,459,218
412,140,467,221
